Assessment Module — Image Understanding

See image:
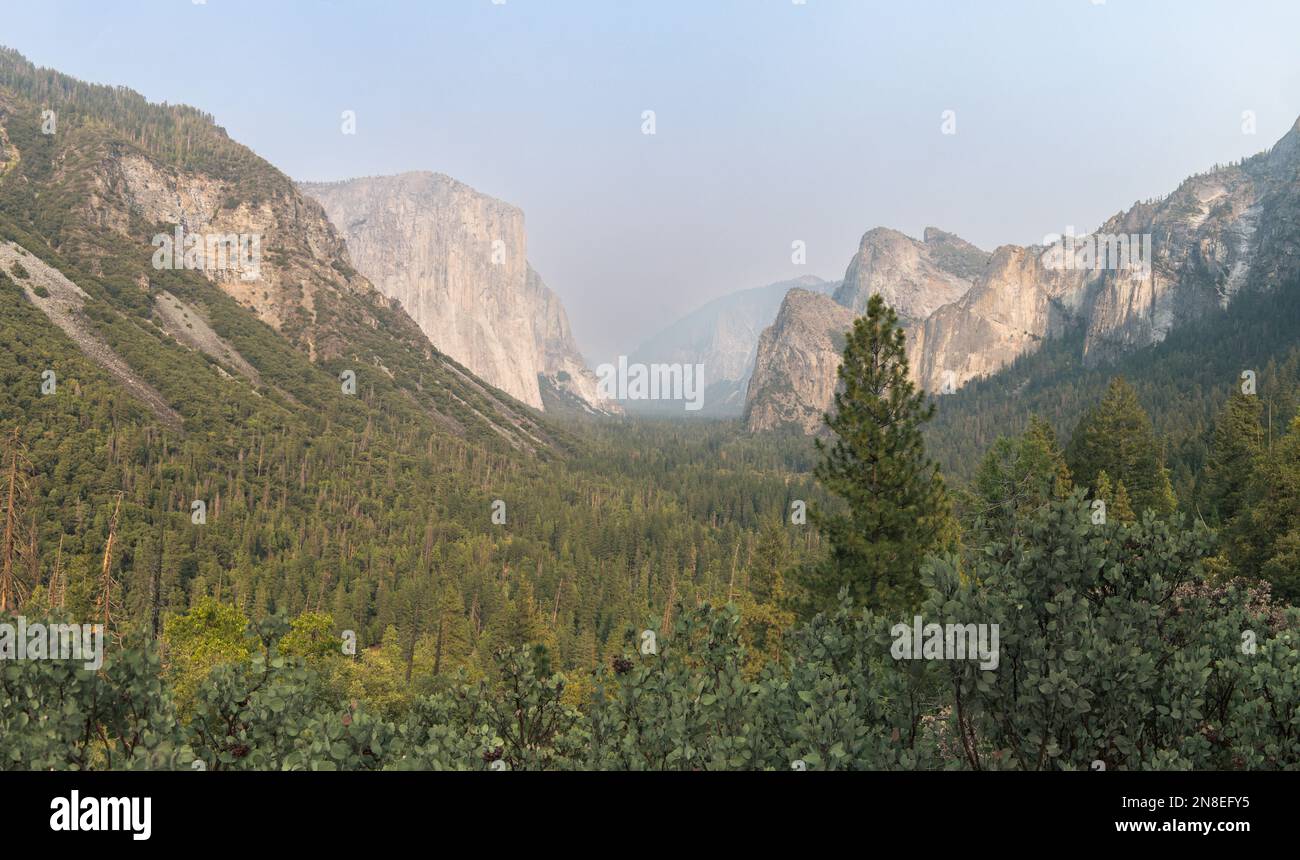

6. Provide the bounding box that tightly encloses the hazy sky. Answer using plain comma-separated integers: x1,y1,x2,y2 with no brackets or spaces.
5,0,1300,362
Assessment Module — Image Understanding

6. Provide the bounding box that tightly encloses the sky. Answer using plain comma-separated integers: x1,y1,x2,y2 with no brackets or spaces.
4,0,1300,362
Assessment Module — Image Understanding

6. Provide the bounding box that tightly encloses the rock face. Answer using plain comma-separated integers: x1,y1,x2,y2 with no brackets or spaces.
300,172,613,413
909,243,1085,393
743,289,856,434
745,225,988,432
153,289,262,386
918,122,1300,392
747,116,1300,433
1080,149,1277,362
834,227,987,326
527,265,614,414
89,148,385,365
0,48,558,452
630,275,837,416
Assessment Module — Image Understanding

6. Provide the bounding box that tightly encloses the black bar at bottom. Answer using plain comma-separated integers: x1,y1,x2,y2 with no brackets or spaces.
2,770,1284,847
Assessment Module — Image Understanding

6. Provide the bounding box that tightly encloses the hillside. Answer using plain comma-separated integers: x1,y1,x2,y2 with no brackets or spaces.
0,47,815,682
926,269,1300,506
0,48,556,454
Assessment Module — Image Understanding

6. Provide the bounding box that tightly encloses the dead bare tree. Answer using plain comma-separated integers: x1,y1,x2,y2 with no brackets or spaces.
95,492,124,647
0,429,34,613
47,533,65,611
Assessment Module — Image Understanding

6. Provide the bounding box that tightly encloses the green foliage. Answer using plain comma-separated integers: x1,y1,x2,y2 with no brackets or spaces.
279,611,339,660
734,519,797,675
6,526,1300,772
1067,377,1176,516
186,650,392,771
966,415,1072,543
1228,417,1300,601
774,598,944,770
1202,392,1265,524
162,597,252,714
1094,470,1136,524
928,491,1298,769
587,607,772,770
807,294,949,617
0,616,186,770
466,645,585,770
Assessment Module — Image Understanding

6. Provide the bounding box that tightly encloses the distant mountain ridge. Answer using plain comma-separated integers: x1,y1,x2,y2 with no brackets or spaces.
628,275,837,416
745,115,1300,433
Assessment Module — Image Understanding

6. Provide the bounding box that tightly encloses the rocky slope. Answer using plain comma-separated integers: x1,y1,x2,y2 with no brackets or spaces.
0,46,558,452
747,116,1300,433
745,226,987,431
300,172,614,414
908,242,1087,393
1,239,183,431
917,121,1300,393
629,275,837,416
742,289,856,434
1079,131,1299,361
834,227,987,325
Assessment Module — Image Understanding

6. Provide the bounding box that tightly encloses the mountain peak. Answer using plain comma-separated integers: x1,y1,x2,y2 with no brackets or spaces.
922,226,957,244
301,173,613,414
835,225,984,323
1264,114,1300,172
0,47,561,451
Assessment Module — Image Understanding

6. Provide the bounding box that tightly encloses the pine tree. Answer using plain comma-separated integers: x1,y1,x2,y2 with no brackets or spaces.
1067,377,1176,516
495,579,550,651
807,294,948,616
1230,416,1300,601
748,519,789,606
1095,471,1136,523
429,576,471,678
1112,480,1136,524
970,416,1073,540
737,520,796,675
393,573,434,683
1201,392,1264,524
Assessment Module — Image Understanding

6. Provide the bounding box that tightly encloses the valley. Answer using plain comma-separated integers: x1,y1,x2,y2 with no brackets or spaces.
0,27,1297,777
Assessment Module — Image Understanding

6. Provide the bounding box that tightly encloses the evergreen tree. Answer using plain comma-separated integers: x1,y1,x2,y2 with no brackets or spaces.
1201,392,1265,524
392,574,435,683
736,520,796,675
969,416,1072,541
494,579,551,651
1230,416,1300,601
428,576,472,679
1094,471,1136,523
748,519,789,606
807,295,948,617
1067,377,1176,516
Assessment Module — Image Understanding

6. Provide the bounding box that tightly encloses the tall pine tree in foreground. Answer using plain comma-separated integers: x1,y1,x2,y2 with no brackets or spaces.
807,294,948,617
